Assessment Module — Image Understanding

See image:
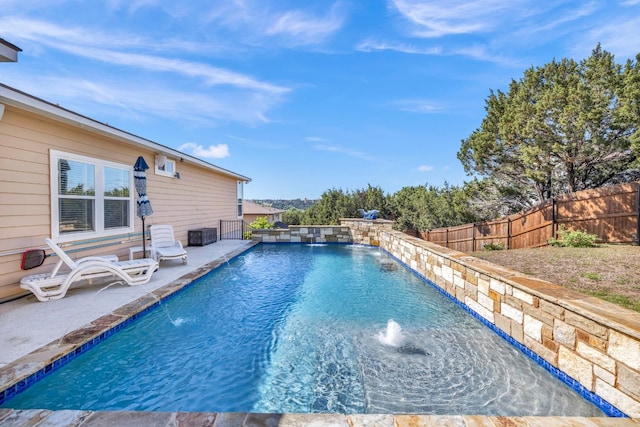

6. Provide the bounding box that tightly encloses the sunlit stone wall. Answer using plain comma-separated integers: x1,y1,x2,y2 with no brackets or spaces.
348,222,640,418
339,219,393,246
250,226,351,243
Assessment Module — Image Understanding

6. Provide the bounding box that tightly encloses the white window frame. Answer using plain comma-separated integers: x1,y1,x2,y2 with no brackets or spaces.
155,157,176,178
50,150,134,243
237,181,244,218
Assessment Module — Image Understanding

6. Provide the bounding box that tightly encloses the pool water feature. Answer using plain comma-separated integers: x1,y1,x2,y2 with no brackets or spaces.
2,244,605,416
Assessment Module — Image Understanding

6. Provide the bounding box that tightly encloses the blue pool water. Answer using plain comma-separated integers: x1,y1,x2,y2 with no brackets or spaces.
4,244,604,415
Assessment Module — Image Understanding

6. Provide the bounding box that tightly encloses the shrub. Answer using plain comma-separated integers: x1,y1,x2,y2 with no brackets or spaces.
483,242,504,251
549,226,597,248
249,217,274,230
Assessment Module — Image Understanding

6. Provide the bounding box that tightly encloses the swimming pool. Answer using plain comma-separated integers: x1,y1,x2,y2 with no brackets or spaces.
2,244,605,415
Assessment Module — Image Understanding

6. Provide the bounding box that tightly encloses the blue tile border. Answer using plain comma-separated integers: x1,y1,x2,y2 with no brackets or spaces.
382,247,627,418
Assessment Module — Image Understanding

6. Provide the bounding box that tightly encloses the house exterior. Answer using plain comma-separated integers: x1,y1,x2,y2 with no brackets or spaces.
243,200,285,225
0,83,250,302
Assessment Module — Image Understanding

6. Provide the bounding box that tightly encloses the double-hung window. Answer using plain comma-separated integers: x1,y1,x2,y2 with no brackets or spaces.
51,150,134,242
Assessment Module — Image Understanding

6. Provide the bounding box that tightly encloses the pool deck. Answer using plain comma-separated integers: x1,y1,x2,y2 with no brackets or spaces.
0,240,638,427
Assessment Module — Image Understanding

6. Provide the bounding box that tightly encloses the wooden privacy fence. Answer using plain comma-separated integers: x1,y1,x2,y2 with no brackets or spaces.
418,182,640,252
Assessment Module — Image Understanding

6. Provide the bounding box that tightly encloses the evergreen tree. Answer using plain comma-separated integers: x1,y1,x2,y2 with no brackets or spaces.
458,45,640,208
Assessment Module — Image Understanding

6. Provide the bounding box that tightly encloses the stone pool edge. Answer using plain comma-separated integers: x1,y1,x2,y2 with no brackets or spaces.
2,409,640,427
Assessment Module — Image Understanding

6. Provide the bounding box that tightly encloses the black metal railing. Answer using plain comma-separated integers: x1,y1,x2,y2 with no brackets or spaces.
219,219,251,240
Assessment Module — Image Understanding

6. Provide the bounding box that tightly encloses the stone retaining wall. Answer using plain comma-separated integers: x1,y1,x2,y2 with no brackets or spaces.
338,219,393,246
251,226,351,243
367,225,640,418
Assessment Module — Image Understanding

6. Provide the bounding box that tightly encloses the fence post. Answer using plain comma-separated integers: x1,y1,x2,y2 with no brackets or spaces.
551,197,556,241
445,228,449,248
472,223,476,252
507,218,511,250
636,185,640,245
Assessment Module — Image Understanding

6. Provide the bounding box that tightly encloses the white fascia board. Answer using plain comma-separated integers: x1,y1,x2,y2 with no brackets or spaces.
0,41,20,62
0,84,251,182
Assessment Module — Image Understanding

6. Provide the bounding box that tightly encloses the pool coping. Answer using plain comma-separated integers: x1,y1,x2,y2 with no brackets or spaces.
1,241,639,426
2,409,640,426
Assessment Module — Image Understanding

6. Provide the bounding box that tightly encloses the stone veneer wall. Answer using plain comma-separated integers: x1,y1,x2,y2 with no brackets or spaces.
339,219,394,246
251,225,352,243
358,223,640,418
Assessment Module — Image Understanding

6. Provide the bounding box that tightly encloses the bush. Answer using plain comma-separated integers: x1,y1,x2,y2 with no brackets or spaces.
483,242,504,251
549,226,597,248
249,217,273,230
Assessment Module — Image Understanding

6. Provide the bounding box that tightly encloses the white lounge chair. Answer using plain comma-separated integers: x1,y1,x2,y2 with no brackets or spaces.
149,225,188,264
20,239,158,302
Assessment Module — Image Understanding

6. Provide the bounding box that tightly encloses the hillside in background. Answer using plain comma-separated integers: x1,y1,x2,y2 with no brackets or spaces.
249,199,319,211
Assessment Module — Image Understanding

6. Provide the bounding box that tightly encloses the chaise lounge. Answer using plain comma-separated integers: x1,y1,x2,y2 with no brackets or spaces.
149,225,188,264
20,238,158,302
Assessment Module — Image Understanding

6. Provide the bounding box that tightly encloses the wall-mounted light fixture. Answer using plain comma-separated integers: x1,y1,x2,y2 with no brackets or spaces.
180,157,184,163
174,172,181,179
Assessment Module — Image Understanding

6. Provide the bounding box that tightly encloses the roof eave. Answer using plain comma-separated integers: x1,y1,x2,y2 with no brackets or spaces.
0,38,22,62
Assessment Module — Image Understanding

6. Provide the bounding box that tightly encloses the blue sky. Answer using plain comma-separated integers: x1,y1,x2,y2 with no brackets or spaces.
2,1,639,199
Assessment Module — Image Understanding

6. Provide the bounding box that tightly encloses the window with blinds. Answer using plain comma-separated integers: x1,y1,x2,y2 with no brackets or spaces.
51,150,134,242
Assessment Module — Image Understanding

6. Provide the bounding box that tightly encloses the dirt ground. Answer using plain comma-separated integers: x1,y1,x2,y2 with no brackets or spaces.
471,245,640,312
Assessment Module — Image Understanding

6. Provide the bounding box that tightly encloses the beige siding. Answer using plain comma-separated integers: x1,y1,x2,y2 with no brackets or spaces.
0,105,241,300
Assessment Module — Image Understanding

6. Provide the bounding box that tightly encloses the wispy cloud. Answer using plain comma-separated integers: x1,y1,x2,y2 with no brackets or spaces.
201,1,346,48
65,45,288,94
418,165,434,172
394,99,443,114
356,39,442,55
315,144,379,163
6,74,280,126
265,4,345,46
105,0,163,14
577,15,640,59
1,18,288,95
356,37,517,66
178,142,230,159
390,0,512,38
385,1,621,65
0,16,290,124
517,2,597,35
305,136,328,142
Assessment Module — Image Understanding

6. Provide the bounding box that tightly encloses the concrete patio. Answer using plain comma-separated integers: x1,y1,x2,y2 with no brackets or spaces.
0,240,637,426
